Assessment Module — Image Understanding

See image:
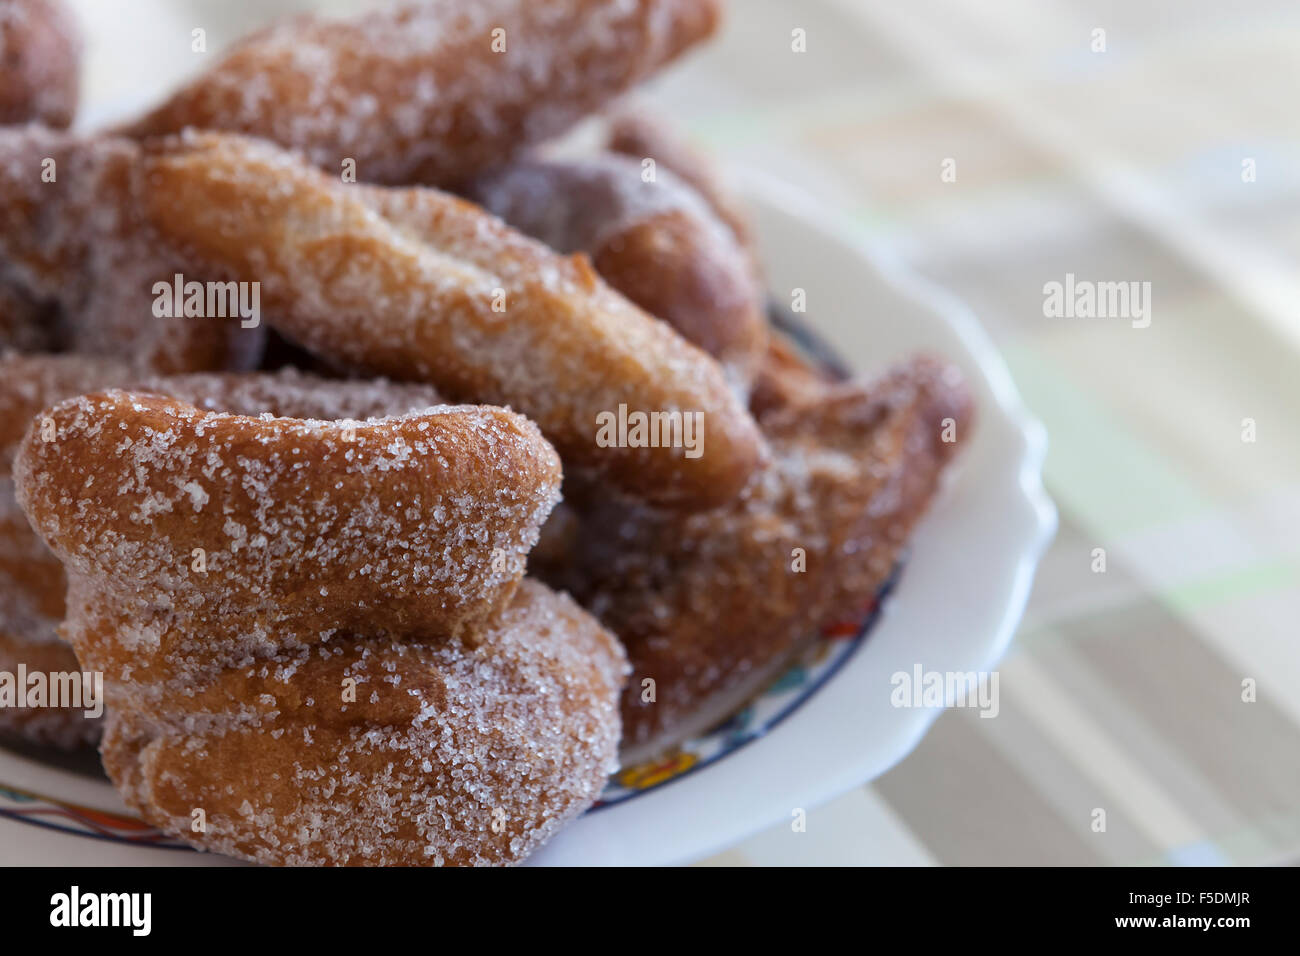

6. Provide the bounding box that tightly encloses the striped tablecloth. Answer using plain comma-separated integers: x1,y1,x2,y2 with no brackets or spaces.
67,0,1300,866
658,0,1300,866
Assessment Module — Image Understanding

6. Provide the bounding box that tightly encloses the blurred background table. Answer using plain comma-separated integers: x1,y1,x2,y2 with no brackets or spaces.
72,0,1300,865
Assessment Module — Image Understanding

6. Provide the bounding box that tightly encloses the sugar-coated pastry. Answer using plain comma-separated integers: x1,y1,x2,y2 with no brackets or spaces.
101,579,626,866
0,126,266,374
125,0,723,187
747,331,840,419
467,154,767,392
0,355,446,747
140,131,765,509
0,354,134,747
605,100,757,256
0,0,983,870
0,0,80,129
150,366,447,423
17,390,625,865
17,390,559,698
536,349,974,761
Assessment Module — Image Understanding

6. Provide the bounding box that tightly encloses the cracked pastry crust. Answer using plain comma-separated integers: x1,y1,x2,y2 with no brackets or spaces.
124,0,723,188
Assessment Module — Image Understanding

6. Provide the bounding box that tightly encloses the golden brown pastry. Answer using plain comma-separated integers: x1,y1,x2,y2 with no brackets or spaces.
466,154,767,391
124,0,723,187
16,388,623,865
0,355,446,748
151,366,448,423
537,348,974,761
606,100,757,256
0,354,134,747
139,131,765,509
747,331,839,419
17,388,545,696
0,126,265,374
101,579,625,866
0,0,80,128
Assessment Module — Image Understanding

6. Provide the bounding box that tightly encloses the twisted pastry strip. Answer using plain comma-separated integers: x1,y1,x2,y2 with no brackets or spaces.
125,0,722,187
0,0,79,128
0,355,444,747
17,392,622,865
466,154,768,392
537,347,974,761
141,131,764,509
0,127,264,373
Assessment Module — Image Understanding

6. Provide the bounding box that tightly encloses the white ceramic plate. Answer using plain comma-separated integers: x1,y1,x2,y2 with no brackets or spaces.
0,170,1054,867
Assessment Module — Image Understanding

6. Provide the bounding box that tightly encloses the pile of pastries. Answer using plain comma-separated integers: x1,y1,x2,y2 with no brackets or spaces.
0,0,972,865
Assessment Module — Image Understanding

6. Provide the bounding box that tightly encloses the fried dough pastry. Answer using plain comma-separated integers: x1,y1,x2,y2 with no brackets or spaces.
0,354,133,747
0,355,445,747
748,330,840,419
467,154,767,392
152,366,447,423
0,126,264,373
18,389,555,698
101,579,624,867
0,0,80,128
140,131,765,509
606,101,756,256
17,391,625,865
125,0,723,187
537,349,974,761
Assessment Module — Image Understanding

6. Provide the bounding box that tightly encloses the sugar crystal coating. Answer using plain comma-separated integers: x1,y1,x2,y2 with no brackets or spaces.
18,390,563,702
125,0,723,187
467,153,767,391
15,387,623,865
0,358,448,748
536,350,973,761
139,130,765,509
0,126,264,373
104,580,626,867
